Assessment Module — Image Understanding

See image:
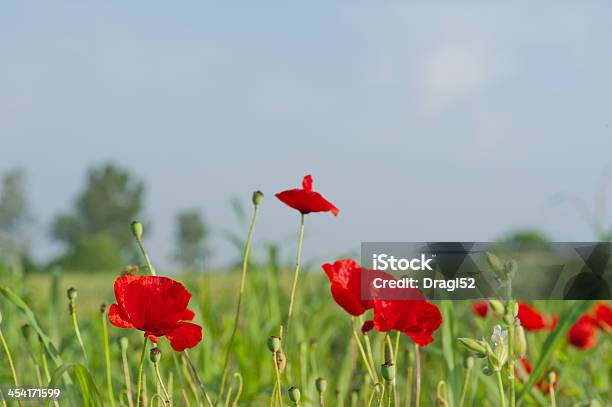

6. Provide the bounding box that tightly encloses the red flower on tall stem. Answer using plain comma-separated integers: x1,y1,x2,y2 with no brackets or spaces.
361,299,442,346
109,275,202,351
322,259,373,316
567,314,599,350
276,174,339,216
472,300,489,318
517,302,547,331
593,303,612,331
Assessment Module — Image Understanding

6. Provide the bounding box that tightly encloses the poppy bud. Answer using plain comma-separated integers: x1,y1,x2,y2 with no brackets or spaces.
489,299,505,315
252,190,264,206
315,377,327,393
486,252,504,276
458,338,487,357
267,336,281,353
288,386,301,403
275,350,287,373
381,362,395,381
119,337,129,352
100,304,107,314
464,356,474,369
122,265,140,276
150,347,161,363
67,287,78,300
514,325,527,357
131,221,143,239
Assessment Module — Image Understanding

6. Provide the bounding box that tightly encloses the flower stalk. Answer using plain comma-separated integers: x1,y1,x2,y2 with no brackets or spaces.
136,336,149,407
67,288,88,365
217,192,262,404
100,304,116,407
285,213,305,342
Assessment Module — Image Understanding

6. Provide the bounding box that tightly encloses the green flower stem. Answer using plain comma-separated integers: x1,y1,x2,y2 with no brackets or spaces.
284,213,305,342
135,235,156,276
495,370,506,407
414,344,421,407
0,327,19,387
458,363,472,407
153,361,171,406
351,318,377,383
367,383,383,407
404,364,413,407
272,353,284,407
183,350,213,407
69,299,88,365
121,342,135,407
101,311,116,407
549,384,556,407
507,324,515,407
136,337,149,407
217,203,260,404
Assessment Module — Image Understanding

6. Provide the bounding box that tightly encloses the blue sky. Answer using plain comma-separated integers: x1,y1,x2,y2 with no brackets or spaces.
2,2,612,268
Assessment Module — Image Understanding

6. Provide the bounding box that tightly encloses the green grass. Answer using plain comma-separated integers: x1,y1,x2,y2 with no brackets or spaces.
0,266,610,406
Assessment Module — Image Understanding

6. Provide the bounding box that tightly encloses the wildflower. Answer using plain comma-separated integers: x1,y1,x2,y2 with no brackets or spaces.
472,300,489,318
321,259,374,316
593,303,611,331
275,174,339,216
568,315,599,350
108,275,202,351
517,302,547,331
362,298,442,346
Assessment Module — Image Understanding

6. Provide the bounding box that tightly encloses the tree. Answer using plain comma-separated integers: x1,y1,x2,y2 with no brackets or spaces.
175,209,209,269
52,163,145,251
0,169,30,245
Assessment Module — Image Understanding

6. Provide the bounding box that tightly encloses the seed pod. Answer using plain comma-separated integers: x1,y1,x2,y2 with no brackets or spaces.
488,299,505,315
458,338,487,357
315,377,327,393
381,362,396,381
131,221,143,239
514,325,527,357
119,337,129,352
267,336,281,353
67,287,78,300
150,347,161,363
485,252,504,276
275,350,287,373
482,366,493,376
100,304,107,314
288,386,301,403
252,190,264,206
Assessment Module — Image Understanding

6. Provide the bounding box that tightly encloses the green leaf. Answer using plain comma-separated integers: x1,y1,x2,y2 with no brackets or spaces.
45,363,104,407
517,300,592,403
0,286,63,367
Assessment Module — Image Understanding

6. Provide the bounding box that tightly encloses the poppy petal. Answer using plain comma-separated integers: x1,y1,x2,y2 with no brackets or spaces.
302,174,313,191
361,320,375,334
108,304,135,329
166,322,203,352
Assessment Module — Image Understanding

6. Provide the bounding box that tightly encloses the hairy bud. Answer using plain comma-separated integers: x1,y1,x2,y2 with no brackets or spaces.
458,338,487,357
315,377,327,393
131,221,143,239
288,386,301,403
67,287,78,300
252,190,264,206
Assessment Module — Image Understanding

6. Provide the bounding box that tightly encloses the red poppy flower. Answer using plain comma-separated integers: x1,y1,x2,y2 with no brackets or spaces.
567,315,598,350
362,299,442,346
472,300,489,318
517,358,558,393
109,275,202,352
276,174,339,216
517,302,547,331
322,259,373,316
593,303,612,331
